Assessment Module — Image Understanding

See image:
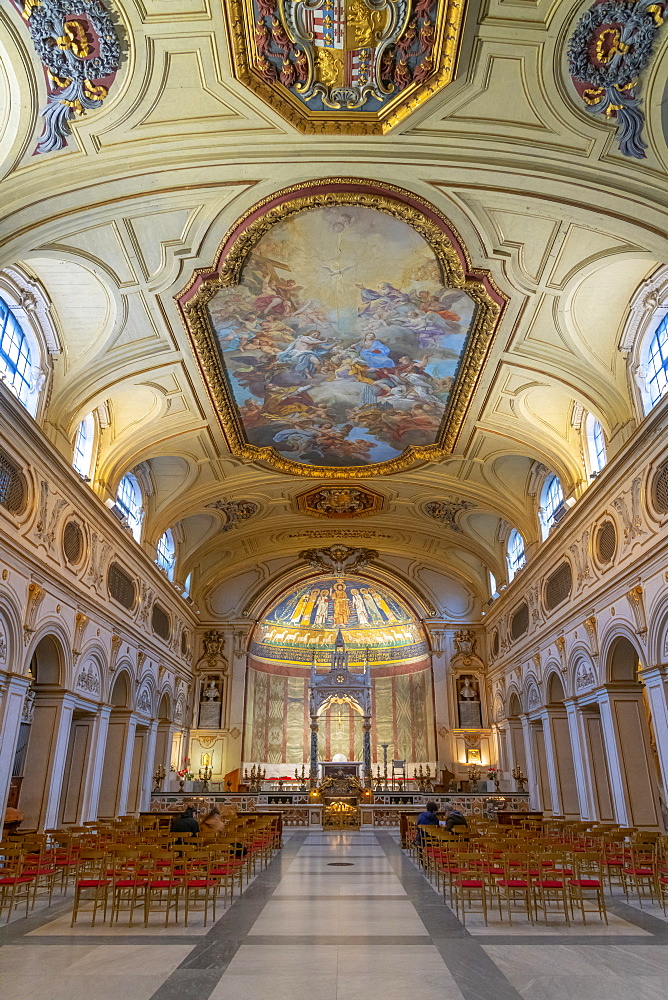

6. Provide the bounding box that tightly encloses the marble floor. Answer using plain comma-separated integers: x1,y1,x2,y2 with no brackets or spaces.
1,830,668,1000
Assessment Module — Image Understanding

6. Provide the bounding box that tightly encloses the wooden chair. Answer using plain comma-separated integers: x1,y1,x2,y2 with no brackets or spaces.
567,851,608,924
71,850,110,926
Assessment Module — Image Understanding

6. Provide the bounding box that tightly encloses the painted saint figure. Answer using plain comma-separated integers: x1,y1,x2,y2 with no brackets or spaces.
361,587,384,624
372,590,397,622
314,589,331,626
350,588,370,625
289,589,314,624
332,582,350,625
299,588,320,625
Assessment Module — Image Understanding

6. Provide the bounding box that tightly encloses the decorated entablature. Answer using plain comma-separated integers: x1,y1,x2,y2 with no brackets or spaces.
224,0,467,134
177,178,505,480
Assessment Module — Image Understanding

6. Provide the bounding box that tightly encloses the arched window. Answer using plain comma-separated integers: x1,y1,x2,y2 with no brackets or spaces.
0,296,33,409
156,528,175,579
116,473,143,541
540,474,564,538
507,529,526,579
586,414,607,476
488,570,499,600
646,314,668,409
182,571,192,598
72,413,96,479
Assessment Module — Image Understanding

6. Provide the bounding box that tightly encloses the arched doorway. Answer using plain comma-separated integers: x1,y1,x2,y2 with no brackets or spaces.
541,672,579,819
15,634,71,829
98,671,134,818
506,691,527,779
153,692,173,794
600,636,663,829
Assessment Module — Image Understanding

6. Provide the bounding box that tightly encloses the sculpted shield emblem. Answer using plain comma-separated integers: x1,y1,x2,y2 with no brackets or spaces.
226,0,467,133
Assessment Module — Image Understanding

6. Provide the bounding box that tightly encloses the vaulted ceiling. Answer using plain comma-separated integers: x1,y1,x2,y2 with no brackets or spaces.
1,0,666,623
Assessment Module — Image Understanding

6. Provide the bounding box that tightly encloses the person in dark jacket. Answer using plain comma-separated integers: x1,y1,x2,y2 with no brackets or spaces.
414,801,440,844
170,806,199,838
443,805,468,833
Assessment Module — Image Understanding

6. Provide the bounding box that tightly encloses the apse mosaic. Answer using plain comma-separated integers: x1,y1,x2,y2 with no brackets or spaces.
252,575,427,658
205,205,477,470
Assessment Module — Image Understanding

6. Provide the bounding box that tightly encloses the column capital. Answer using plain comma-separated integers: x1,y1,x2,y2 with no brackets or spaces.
638,663,668,682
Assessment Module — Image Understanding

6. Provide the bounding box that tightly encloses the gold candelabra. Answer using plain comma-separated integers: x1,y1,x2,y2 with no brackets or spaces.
511,765,527,792
244,764,266,793
412,764,433,792
468,764,481,783
198,765,212,791
153,764,166,792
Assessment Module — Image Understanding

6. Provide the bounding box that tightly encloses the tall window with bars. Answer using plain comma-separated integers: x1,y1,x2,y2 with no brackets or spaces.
116,473,143,541
507,529,526,579
0,296,32,408
587,415,607,475
156,528,175,579
540,474,564,537
72,413,95,479
647,315,668,409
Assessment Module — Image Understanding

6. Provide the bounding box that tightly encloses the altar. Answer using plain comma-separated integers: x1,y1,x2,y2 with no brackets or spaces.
320,761,363,780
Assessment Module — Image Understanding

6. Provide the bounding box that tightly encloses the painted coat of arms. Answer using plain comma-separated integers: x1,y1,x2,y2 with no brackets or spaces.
225,0,467,133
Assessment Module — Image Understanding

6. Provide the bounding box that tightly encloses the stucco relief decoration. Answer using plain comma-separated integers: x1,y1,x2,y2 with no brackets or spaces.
205,499,260,531
567,0,667,159
14,0,123,154
575,660,597,691
453,628,476,664
137,686,152,714
299,543,378,573
76,662,100,695
526,682,540,710
178,180,504,480
295,484,384,517
225,0,466,134
424,497,475,530
0,622,7,662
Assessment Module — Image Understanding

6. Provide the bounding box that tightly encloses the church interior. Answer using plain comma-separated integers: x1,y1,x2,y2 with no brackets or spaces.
2,0,668,996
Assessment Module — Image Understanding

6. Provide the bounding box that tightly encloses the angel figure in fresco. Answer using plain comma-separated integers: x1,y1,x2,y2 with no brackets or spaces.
332,582,350,626
350,588,370,625
314,589,331,626
361,587,384,624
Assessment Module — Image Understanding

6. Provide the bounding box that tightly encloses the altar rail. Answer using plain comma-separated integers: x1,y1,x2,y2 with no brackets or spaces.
147,792,531,827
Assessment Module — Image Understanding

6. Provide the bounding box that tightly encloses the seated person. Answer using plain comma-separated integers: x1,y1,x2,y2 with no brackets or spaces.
414,801,440,843
169,805,199,839
442,805,468,833
199,805,238,844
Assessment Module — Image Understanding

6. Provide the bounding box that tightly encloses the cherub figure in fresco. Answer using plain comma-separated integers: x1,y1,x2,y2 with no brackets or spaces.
412,289,461,325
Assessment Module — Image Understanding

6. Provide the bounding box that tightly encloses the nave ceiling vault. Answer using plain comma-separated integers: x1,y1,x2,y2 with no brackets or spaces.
1,0,667,619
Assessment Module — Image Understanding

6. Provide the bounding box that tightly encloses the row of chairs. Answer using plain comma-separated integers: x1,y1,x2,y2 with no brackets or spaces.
405,816,668,926
0,813,282,926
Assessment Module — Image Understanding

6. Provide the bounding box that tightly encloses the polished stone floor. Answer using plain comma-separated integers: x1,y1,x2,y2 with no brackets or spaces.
1,830,668,1000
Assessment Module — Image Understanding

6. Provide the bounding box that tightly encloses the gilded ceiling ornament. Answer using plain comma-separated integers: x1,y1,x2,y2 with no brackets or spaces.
13,0,123,154
567,1,666,159
177,179,505,479
205,499,260,531
423,497,475,530
295,484,384,517
225,0,467,134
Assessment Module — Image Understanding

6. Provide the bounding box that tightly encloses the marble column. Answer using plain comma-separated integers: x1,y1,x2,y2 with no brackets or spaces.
81,704,111,822
310,718,318,786
540,706,580,818
564,697,596,821
363,718,372,785
139,719,159,811
520,715,541,810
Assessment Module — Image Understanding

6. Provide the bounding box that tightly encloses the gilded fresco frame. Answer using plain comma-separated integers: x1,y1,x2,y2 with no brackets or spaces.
224,0,467,135
177,178,506,479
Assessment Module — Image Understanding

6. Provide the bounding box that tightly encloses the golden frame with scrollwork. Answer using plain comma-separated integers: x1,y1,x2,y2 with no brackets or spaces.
224,0,468,135
177,179,505,479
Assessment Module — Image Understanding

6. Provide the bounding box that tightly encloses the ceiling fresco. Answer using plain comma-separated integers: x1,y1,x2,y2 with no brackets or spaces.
225,0,466,133
251,575,427,661
179,182,504,478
